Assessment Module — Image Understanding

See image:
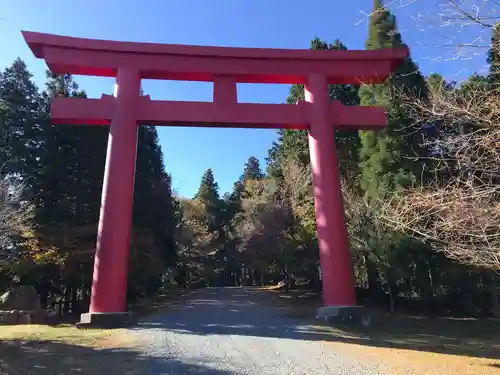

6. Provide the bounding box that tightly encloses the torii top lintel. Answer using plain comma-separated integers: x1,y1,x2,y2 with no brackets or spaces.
22,31,407,85
22,31,408,130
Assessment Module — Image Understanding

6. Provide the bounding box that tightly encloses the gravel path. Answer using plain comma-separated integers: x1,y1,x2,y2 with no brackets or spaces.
130,287,383,374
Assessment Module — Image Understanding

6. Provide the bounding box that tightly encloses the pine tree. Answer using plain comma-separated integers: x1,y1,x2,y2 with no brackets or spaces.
355,0,432,311
36,72,107,231
240,156,264,182
191,168,228,285
266,38,361,182
25,72,109,306
487,23,500,85
195,169,222,230
195,168,220,204
128,124,178,297
133,125,177,265
0,59,44,185
0,59,44,271
224,156,265,254
358,0,428,200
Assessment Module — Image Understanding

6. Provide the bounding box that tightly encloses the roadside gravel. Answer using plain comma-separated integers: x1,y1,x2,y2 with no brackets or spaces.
129,287,384,374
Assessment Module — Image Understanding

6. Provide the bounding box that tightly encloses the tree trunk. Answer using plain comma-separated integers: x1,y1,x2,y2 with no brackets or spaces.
383,249,396,314
364,252,382,303
63,287,71,315
384,271,396,314
71,287,78,315
415,258,435,317
388,284,396,314
485,270,500,317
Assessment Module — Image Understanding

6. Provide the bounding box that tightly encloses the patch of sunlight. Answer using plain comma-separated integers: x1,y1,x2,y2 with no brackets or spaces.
0,324,124,348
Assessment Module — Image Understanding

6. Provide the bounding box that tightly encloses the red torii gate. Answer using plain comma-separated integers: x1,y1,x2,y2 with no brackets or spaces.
23,31,407,327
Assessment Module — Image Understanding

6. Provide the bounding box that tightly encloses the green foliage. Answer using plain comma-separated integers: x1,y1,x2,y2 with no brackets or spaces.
133,125,177,266
267,38,361,182
36,73,106,230
487,23,500,85
358,0,427,200
2,10,499,319
0,59,44,184
194,168,223,233
195,168,220,205
240,156,264,182
180,8,500,318
0,63,178,311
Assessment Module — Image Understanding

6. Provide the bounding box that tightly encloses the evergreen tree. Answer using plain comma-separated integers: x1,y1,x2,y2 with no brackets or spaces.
356,0,432,311
0,59,44,185
240,156,264,182
267,129,310,180
26,72,109,306
194,168,222,232
133,125,177,266
195,168,220,204
0,59,44,273
358,0,428,200
266,38,361,182
36,72,107,229
223,156,266,263
487,23,500,85
128,124,178,298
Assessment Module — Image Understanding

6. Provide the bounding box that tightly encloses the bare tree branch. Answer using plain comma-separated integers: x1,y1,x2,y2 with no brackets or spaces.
357,0,499,63
381,72,500,269
0,177,34,263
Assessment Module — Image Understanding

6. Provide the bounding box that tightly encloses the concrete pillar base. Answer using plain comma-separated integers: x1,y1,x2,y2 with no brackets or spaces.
76,312,135,329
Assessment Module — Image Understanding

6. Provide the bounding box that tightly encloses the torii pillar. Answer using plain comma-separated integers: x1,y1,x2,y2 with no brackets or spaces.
90,69,141,316
22,30,407,327
306,74,356,316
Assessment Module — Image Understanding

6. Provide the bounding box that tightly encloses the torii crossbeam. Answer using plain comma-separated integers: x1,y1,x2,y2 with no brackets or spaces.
23,30,407,327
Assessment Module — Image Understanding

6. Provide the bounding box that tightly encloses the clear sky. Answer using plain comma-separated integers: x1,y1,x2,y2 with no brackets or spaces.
0,0,489,197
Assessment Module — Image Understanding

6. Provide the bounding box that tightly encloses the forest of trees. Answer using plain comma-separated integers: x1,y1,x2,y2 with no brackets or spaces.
0,66,177,312
1,0,500,318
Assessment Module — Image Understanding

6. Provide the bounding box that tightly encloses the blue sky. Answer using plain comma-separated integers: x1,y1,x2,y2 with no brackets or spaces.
0,0,490,197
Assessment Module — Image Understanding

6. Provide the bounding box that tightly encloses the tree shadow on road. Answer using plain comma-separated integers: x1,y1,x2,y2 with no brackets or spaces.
0,338,236,375
135,287,500,362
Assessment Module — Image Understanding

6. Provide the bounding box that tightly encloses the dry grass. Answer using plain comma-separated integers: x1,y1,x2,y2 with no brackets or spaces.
0,324,148,375
260,288,500,375
0,324,115,345
0,324,141,348
5,287,499,374
0,287,198,375
0,287,188,375
313,319,500,375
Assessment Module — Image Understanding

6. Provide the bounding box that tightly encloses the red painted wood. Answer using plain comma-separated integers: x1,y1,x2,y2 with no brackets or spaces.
51,96,387,130
90,69,140,313
23,31,407,84
306,74,356,307
23,30,406,314
213,76,237,105
50,95,114,125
